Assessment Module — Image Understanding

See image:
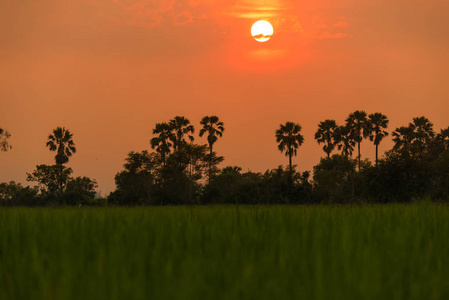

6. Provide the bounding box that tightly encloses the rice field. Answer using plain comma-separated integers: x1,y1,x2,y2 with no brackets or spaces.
1,204,448,300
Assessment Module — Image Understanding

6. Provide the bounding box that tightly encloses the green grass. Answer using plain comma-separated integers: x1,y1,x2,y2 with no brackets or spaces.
1,204,449,300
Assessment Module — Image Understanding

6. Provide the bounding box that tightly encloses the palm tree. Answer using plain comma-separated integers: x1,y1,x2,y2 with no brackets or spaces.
315,119,338,157
392,126,414,152
169,116,195,150
346,110,370,170
199,116,225,182
275,122,304,171
437,127,449,150
46,127,77,165
0,128,12,152
368,113,389,165
411,116,435,151
150,122,174,165
336,125,356,157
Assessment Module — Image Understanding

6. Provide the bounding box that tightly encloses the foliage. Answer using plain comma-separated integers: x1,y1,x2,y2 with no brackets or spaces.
392,116,435,157
64,177,99,205
367,113,389,164
345,110,370,170
276,122,304,171
313,155,357,204
46,127,77,165
111,151,159,205
315,119,339,157
26,164,73,194
2,205,449,300
201,166,312,205
150,122,174,165
0,128,12,151
199,115,225,182
335,125,356,157
169,116,195,150
0,181,38,206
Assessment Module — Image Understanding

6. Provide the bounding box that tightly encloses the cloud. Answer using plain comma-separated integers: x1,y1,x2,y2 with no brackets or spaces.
174,11,193,25
334,17,349,28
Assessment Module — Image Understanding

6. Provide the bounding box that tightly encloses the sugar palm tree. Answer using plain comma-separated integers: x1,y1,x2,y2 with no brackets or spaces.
169,116,195,150
336,125,356,157
346,110,370,170
411,116,435,151
368,113,389,165
437,127,449,150
150,122,174,165
392,126,414,152
199,115,225,182
315,119,338,157
275,122,304,171
46,127,77,165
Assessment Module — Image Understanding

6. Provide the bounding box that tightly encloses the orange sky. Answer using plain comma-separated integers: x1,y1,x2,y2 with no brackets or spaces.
1,0,448,194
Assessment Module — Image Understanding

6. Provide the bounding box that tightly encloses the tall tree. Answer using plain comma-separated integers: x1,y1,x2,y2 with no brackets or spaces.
199,116,225,182
150,122,174,165
346,110,370,170
169,116,195,150
437,127,449,150
336,125,356,157
411,116,435,151
315,119,339,157
368,113,389,165
275,122,304,171
392,126,414,152
46,127,77,165
392,117,435,155
0,128,12,152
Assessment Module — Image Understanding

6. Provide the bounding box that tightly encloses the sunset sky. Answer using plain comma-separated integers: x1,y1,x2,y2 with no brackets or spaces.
1,0,448,194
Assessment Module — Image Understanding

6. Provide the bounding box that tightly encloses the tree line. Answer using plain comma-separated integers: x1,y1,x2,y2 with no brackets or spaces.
1,111,448,206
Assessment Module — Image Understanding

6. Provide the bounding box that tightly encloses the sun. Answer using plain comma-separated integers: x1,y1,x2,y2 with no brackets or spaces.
251,20,274,42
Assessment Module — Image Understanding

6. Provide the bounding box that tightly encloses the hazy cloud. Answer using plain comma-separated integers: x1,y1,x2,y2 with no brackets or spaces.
334,17,349,28
174,11,193,25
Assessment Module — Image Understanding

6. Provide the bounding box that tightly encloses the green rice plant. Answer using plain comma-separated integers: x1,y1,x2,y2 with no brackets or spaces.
0,204,448,300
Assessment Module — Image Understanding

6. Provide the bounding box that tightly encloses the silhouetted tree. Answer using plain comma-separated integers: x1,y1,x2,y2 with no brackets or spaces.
27,164,73,195
199,116,225,182
163,144,211,204
169,116,195,150
0,128,12,151
315,119,339,157
65,177,98,205
346,110,370,171
150,123,174,165
0,181,39,206
392,117,435,156
336,125,356,157
392,126,414,153
411,116,435,152
436,127,449,150
275,122,304,171
46,127,77,165
112,151,159,205
313,155,357,204
368,113,389,165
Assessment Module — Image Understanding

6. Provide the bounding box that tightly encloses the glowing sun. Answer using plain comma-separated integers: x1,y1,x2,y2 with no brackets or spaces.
251,20,274,42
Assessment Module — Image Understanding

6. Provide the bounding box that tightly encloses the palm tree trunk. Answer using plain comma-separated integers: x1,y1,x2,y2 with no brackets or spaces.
289,153,292,172
209,145,212,183
376,145,379,166
358,141,361,171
